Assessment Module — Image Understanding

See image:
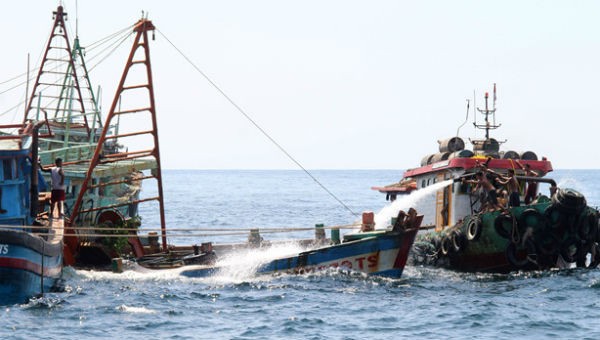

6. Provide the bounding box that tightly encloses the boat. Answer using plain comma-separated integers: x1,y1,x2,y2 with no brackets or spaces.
180,210,422,278
373,85,600,273
54,14,422,280
0,123,64,304
12,6,158,266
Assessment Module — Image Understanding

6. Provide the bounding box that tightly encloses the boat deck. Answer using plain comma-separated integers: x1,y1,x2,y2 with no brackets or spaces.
62,158,157,178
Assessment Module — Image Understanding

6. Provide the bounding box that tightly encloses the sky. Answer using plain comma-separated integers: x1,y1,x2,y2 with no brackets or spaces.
1,1,600,170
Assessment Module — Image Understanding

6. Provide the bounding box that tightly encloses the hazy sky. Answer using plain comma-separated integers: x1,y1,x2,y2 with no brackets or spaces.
2,1,599,169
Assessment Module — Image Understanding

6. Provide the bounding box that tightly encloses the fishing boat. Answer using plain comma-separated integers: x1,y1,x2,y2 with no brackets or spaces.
180,210,422,278
53,14,423,280
373,85,600,273
10,6,158,265
0,123,64,304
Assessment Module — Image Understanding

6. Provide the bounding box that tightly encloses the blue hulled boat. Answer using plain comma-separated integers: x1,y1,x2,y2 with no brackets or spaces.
0,123,63,304
180,212,422,279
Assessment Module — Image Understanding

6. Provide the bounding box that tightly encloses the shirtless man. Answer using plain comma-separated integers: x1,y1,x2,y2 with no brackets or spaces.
517,160,539,204
463,171,503,211
496,169,520,207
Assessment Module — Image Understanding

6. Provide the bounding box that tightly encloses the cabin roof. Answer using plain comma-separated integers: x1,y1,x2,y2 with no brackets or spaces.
403,157,553,178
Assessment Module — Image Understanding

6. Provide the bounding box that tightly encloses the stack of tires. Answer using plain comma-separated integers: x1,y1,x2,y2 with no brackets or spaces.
497,188,600,269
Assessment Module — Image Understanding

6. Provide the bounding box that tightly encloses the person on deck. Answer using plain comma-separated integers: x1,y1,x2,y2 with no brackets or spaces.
517,160,539,204
463,171,504,212
41,158,66,218
495,169,520,207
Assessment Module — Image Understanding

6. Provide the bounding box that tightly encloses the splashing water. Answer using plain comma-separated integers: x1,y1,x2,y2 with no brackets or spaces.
208,242,308,283
374,179,454,228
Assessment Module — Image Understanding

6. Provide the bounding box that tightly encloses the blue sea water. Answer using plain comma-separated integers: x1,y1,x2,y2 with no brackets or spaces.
2,169,600,339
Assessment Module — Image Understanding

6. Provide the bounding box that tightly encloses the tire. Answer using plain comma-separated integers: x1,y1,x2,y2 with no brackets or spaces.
552,188,587,215
519,209,547,233
441,235,452,256
578,211,599,242
494,214,513,239
534,228,560,256
452,230,466,252
560,237,580,263
506,240,536,268
467,216,483,241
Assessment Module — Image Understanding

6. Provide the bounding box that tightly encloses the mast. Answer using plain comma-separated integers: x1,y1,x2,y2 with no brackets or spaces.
68,17,168,251
23,6,91,137
474,87,500,140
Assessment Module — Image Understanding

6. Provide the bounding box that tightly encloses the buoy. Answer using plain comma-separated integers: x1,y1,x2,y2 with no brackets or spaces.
111,258,123,273
361,212,375,232
315,224,326,242
330,228,340,244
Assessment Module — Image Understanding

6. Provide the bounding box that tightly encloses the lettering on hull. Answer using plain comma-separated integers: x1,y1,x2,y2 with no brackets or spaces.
292,251,383,274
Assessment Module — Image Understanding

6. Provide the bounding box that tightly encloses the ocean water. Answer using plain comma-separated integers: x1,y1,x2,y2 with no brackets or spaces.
3,169,600,339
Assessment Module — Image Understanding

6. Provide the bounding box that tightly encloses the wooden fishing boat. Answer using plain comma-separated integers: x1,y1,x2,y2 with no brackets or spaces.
180,210,422,278
12,6,158,265
373,85,600,272
0,123,63,304
55,15,422,280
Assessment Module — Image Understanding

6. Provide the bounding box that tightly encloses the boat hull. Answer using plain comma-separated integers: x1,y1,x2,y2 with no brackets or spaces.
0,229,63,304
181,227,419,279
412,191,600,273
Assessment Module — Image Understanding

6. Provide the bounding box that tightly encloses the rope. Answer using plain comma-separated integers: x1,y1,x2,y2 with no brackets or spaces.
156,28,358,218
6,223,360,233
510,213,521,245
87,31,133,73
34,230,350,238
85,24,134,51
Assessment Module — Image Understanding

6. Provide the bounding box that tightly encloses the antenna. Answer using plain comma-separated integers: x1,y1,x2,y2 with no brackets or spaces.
456,99,470,137
75,0,79,37
474,88,501,140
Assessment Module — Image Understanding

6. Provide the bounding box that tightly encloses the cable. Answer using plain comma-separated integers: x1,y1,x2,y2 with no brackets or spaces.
87,31,132,73
156,28,358,217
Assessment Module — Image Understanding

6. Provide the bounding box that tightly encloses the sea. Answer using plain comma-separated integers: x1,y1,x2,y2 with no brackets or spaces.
3,169,600,339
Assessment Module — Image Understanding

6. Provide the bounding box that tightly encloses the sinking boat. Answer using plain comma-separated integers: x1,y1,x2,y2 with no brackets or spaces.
13,6,157,265
374,85,600,273
0,123,63,304
55,15,422,279
181,210,421,278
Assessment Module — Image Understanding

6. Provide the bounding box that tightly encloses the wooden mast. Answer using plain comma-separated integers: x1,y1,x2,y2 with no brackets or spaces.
68,17,168,252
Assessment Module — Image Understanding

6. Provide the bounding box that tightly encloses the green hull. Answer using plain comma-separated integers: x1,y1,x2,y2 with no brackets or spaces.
413,190,600,273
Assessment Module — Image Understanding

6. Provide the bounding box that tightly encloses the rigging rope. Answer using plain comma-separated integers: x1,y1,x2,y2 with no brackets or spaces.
85,24,134,51
87,31,132,73
9,223,360,233
156,29,358,217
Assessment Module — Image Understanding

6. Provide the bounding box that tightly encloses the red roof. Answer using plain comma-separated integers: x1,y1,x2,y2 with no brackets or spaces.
402,157,553,178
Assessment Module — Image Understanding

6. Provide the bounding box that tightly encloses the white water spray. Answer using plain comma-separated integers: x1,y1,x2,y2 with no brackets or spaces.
374,179,454,229
209,242,307,283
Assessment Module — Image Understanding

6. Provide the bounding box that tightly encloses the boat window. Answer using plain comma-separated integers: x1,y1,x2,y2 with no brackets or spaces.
421,179,426,188
2,159,13,180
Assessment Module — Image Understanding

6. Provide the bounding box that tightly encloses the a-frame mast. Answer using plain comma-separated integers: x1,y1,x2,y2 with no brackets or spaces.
23,6,91,137
68,17,167,251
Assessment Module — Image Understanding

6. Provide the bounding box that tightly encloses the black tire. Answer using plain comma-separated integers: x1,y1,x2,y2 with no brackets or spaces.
560,237,580,263
578,212,599,242
452,230,466,252
506,240,536,268
467,216,483,241
552,188,587,215
519,209,547,232
441,235,452,256
534,228,560,256
494,214,513,239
